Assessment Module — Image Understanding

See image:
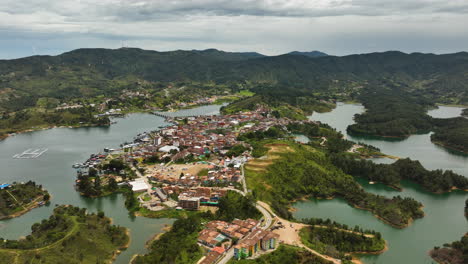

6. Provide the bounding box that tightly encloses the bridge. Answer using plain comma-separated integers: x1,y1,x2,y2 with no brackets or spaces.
151,112,203,119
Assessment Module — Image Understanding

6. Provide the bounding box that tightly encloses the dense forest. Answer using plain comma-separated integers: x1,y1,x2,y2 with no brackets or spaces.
0,205,129,263
346,88,434,137
245,141,423,228
215,191,261,221
228,244,334,264
132,215,203,264
431,117,468,153
345,87,468,152
0,181,50,219
3,48,468,109
430,234,468,264
330,154,468,193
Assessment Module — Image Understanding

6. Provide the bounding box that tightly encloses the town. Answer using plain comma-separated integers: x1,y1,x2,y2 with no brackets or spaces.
73,106,319,263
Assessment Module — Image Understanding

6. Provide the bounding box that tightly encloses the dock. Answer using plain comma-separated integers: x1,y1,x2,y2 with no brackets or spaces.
13,148,48,159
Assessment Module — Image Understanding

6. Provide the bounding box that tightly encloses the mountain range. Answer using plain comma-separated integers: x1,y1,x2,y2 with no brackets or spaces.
1,48,468,111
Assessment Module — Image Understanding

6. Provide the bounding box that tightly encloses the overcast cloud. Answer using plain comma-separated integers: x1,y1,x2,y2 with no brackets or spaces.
0,0,467,59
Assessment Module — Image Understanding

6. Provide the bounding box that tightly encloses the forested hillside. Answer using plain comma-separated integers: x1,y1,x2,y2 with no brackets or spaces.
2,48,468,112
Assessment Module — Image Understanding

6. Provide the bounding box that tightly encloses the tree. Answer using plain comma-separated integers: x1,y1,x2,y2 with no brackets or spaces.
108,178,118,191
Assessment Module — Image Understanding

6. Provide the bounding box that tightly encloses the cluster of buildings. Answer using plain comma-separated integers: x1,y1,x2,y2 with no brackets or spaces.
163,186,228,210
150,165,242,187
166,95,220,109
198,219,279,263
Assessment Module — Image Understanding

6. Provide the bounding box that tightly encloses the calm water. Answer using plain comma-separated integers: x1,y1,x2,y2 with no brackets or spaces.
0,104,223,264
294,103,468,264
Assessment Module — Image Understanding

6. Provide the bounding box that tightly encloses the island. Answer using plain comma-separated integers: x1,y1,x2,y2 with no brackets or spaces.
0,205,129,264
0,181,50,219
330,154,468,193
430,234,468,264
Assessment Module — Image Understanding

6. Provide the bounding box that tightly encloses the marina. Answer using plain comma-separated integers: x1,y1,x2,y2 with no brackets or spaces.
13,148,48,159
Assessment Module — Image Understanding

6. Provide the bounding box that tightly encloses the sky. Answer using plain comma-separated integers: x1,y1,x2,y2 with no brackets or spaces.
1,0,467,59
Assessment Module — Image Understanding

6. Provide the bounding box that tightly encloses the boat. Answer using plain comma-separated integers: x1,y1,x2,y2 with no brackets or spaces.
72,163,81,168
369,181,375,184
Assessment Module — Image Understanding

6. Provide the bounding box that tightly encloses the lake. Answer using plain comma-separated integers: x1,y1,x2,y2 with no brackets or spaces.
0,104,223,264
293,103,468,264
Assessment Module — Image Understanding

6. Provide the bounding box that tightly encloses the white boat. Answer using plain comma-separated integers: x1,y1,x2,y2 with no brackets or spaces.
369,181,375,184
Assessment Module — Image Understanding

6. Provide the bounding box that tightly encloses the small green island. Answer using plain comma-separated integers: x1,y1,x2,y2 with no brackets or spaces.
0,205,129,264
0,181,50,219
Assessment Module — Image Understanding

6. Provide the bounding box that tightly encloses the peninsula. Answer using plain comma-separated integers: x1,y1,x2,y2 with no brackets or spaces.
0,181,50,219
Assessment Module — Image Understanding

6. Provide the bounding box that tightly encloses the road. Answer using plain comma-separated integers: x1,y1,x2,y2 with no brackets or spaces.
130,163,153,194
215,165,273,264
240,164,247,194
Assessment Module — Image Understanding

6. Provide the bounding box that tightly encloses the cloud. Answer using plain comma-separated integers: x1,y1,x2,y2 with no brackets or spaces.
0,0,467,58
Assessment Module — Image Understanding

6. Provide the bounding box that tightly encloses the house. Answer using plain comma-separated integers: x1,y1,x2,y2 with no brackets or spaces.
199,250,222,264
198,229,228,248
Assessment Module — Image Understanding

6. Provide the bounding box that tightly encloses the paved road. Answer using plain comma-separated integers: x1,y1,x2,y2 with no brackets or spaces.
255,203,272,230
240,164,247,194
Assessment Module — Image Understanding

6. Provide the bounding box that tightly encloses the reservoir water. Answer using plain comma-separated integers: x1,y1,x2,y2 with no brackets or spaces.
294,103,468,264
0,104,223,264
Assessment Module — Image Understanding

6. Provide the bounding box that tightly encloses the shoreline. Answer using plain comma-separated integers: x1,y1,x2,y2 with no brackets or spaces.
290,195,417,229
350,241,389,264
431,140,468,155
110,228,131,263
129,224,172,264
0,123,110,141
289,193,417,228
350,203,414,229
0,194,48,220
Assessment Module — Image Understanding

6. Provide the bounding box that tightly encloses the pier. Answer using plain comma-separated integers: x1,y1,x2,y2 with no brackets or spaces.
13,148,48,159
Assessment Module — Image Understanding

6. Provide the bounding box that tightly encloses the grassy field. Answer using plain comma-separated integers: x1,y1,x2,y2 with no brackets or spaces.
0,206,129,264
245,142,295,173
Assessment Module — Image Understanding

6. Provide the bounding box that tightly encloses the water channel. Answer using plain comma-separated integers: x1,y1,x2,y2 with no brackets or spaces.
294,103,468,264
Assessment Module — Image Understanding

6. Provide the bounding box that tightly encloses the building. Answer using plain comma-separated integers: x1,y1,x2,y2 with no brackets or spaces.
178,196,200,210
128,179,148,192
198,229,228,248
158,146,179,153
199,250,222,264
0,184,11,190
233,229,279,260
154,187,167,201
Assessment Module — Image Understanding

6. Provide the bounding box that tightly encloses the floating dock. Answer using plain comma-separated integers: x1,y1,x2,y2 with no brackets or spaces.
13,148,48,159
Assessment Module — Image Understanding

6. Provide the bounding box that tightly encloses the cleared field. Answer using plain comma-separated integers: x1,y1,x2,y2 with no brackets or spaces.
145,163,210,179
246,143,294,172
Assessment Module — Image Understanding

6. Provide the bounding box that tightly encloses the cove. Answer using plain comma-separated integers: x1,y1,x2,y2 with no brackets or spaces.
0,104,223,264
293,103,468,264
